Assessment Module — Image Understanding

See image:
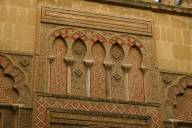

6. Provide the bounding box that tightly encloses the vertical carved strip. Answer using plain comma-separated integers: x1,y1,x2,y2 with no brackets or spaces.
128,46,144,101
91,42,107,98
49,37,67,94
84,59,94,97
71,39,87,96
110,43,125,99
64,37,74,95
104,62,112,98
141,64,147,101
64,57,74,94
122,64,131,100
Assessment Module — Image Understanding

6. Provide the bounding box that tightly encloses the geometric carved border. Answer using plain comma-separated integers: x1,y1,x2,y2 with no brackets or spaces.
48,109,150,127
41,6,152,36
0,53,30,105
34,93,162,128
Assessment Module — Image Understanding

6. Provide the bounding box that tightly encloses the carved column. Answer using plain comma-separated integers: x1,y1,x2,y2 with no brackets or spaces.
84,59,94,97
64,37,75,95
104,62,112,99
64,57,74,95
47,55,54,92
140,64,147,102
122,64,132,101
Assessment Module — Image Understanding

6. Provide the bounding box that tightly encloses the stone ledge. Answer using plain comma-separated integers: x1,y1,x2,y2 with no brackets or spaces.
35,92,160,107
49,108,151,120
86,0,192,16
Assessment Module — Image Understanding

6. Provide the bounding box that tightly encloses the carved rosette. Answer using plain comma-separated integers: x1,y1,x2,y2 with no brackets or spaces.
42,26,157,103
71,38,87,96
110,43,126,99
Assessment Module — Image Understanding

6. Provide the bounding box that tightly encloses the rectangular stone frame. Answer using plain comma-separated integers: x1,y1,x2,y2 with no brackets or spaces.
34,93,162,128
37,4,160,102
48,108,150,128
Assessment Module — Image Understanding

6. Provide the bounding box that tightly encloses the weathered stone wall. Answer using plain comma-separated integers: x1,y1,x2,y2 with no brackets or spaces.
0,0,36,53
154,13,192,73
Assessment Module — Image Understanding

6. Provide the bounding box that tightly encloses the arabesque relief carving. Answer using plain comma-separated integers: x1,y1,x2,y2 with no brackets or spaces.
128,46,144,102
37,27,155,102
0,66,18,104
165,76,192,121
91,41,107,98
49,37,67,94
33,5,162,128
110,43,125,99
0,54,30,105
71,38,87,96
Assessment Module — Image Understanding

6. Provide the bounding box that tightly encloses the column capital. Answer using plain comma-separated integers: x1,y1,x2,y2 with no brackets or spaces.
84,59,94,67
122,64,132,72
104,62,113,69
140,64,148,71
47,55,55,63
64,56,74,65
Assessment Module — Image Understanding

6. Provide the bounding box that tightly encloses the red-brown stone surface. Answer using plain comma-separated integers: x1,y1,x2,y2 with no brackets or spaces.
91,42,107,98
174,87,192,121
128,46,145,102
49,37,67,94
0,67,18,104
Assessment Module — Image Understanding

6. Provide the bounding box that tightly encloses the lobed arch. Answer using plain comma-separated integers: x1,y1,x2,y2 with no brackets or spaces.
90,33,107,44
0,53,30,104
164,75,192,120
166,75,192,106
49,28,68,43
48,28,88,56
71,30,88,42
126,36,145,56
109,35,124,45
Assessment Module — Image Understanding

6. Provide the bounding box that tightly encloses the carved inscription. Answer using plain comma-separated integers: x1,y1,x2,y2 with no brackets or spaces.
49,37,67,94
110,43,125,99
91,42,107,98
71,39,87,96
128,46,144,102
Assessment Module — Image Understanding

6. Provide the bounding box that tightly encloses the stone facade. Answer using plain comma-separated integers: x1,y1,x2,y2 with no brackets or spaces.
0,0,192,127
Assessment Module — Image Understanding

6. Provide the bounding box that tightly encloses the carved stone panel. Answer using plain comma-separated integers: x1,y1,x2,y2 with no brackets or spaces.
71,39,87,96
49,109,150,128
174,87,192,121
0,67,19,104
19,108,32,128
0,109,15,128
0,54,30,105
49,37,67,94
128,46,144,102
91,42,107,98
110,43,125,99
165,76,192,121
